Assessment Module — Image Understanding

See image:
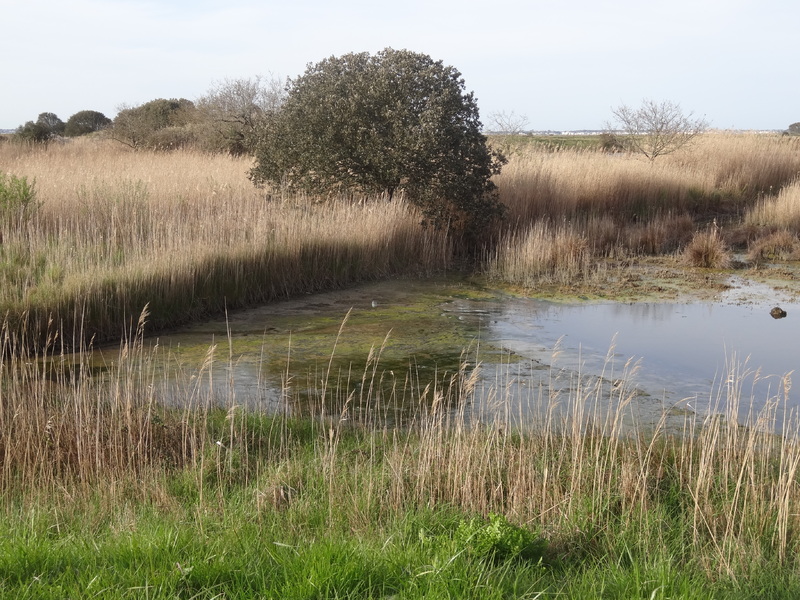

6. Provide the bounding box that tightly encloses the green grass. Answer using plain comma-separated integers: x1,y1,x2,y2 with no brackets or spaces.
488,133,607,153
0,501,545,599
3,406,800,599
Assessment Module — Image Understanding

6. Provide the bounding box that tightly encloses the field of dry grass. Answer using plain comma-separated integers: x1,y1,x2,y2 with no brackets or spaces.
0,138,450,347
487,132,800,281
3,133,799,343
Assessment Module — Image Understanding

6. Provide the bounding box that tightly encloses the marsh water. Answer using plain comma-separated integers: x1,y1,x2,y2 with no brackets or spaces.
88,276,800,430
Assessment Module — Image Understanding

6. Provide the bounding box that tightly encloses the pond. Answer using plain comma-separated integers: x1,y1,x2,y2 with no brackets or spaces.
84,276,800,431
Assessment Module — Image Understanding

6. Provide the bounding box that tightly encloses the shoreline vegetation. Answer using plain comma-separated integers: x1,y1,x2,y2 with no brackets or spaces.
1,132,799,348
3,132,800,596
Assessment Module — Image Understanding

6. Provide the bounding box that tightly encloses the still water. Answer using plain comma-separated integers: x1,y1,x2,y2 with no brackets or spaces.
91,277,800,428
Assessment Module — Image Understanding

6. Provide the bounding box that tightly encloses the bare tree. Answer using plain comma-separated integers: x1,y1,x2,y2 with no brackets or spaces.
488,110,530,135
607,99,708,162
196,75,285,154
487,110,529,155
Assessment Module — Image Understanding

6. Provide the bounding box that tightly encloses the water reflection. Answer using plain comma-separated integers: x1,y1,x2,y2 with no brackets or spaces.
84,278,800,429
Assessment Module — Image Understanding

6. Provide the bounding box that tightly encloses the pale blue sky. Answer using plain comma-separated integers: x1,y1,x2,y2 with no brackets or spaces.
1,0,797,131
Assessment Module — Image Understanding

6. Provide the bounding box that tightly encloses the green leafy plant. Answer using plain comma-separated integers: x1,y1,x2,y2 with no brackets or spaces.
111,98,197,150
0,172,39,227
455,513,546,562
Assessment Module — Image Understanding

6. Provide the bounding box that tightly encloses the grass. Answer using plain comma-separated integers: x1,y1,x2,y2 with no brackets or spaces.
682,224,731,268
0,138,450,348
496,132,800,225
485,131,800,284
745,178,800,231
484,220,592,286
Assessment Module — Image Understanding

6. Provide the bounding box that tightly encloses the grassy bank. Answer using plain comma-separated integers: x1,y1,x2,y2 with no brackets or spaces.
2,321,800,597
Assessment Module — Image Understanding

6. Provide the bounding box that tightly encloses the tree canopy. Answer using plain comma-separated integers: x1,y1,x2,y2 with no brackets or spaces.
196,76,284,155
15,112,65,143
64,110,112,137
249,48,505,240
787,122,800,136
111,98,196,149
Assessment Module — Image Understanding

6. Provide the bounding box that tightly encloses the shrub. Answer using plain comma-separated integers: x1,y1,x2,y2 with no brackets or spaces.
64,110,112,137
0,173,39,227
682,225,731,268
14,113,65,144
111,98,196,150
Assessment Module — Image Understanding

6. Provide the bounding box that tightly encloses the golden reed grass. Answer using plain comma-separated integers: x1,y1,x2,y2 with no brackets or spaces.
0,138,450,347
496,132,800,225
682,224,731,268
745,178,800,231
486,132,800,282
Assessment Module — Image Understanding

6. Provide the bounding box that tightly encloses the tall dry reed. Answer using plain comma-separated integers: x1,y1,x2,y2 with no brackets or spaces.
496,132,800,228
745,178,800,232
0,138,450,347
485,221,591,286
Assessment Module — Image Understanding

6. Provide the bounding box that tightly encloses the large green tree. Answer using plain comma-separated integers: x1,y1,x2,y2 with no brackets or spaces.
250,48,505,239
64,110,112,136
787,122,800,136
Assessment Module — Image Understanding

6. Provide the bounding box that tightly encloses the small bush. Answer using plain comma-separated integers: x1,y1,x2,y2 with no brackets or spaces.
682,225,731,268
455,513,546,562
747,230,800,265
0,172,39,228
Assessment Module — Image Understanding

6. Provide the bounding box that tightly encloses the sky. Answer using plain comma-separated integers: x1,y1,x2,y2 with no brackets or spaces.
1,0,798,131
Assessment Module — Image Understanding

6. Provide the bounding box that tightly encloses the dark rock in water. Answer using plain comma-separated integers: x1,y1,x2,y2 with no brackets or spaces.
770,306,787,319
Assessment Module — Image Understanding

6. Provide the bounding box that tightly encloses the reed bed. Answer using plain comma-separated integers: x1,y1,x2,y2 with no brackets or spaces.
497,132,800,226
0,139,450,347
484,221,592,286
486,132,800,285
745,178,800,232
